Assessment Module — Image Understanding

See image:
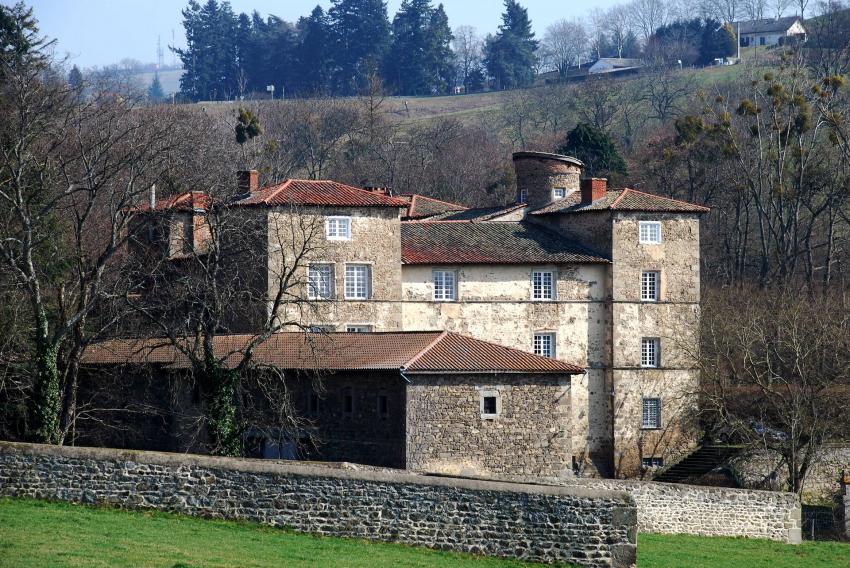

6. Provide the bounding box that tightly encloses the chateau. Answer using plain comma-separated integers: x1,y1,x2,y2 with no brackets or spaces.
89,151,709,480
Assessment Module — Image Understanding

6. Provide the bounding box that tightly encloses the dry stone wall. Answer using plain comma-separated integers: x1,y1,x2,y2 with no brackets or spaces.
0,442,637,568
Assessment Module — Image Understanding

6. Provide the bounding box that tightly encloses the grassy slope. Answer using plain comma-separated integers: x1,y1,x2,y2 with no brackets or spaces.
3,498,850,568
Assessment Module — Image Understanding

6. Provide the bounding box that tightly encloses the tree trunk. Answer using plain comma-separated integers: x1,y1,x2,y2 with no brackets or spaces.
201,357,242,457
31,314,61,445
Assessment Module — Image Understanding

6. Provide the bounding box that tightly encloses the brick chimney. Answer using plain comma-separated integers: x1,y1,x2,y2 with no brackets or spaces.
580,177,607,205
362,183,390,196
237,170,259,196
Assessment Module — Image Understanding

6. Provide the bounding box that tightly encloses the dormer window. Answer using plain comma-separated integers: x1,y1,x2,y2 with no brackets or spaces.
552,187,567,200
326,216,351,240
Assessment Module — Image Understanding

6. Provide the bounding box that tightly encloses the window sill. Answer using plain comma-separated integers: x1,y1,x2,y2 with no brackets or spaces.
481,414,498,420
640,427,662,431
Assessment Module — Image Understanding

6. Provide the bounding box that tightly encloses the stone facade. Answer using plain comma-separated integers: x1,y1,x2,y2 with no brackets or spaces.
0,442,637,568
406,374,572,478
513,151,583,210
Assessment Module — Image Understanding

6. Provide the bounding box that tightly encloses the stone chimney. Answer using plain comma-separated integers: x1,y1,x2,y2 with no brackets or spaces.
512,151,583,210
237,170,259,196
362,183,391,196
580,177,607,205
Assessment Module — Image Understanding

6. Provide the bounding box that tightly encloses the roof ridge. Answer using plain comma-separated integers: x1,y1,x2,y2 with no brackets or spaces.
259,179,292,205
616,187,710,211
401,330,449,371
404,194,468,209
610,188,629,208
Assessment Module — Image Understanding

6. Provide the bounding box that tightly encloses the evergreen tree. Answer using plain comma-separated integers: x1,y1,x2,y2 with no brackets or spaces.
483,0,538,90
0,1,50,65
67,65,83,88
294,6,331,95
148,73,165,101
328,0,391,95
558,123,628,179
426,4,454,94
701,20,736,65
385,0,433,95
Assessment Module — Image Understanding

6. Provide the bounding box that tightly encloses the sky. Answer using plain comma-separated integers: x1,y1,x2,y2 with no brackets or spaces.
20,0,621,68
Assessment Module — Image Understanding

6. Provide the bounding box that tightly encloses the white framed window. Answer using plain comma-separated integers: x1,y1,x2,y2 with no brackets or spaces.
641,271,660,302
641,457,664,469
432,270,457,301
518,188,528,204
345,324,372,333
344,264,371,299
533,332,556,358
532,271,554,300
641,338,660,368
480,390,500,419
325,216,351,240
552,187,567,200
307,263,334,300
639,221,662,244
642,398,662,429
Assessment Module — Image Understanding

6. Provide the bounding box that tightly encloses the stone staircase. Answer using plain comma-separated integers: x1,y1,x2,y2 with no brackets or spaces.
653,444,743,484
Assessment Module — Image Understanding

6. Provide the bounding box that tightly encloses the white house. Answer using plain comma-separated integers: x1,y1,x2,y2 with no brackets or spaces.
736,16,807,48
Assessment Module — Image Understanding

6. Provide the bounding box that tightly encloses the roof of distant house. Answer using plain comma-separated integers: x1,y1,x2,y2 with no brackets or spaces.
82,331,584,375
234,179,409,209
736,16,804,35
401,221,609,264
531,188,710,215
398,194,467,219
591,58,644,68
134,191,211,213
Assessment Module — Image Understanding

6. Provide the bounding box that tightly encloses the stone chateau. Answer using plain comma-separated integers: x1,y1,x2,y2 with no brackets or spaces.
87,151,709,480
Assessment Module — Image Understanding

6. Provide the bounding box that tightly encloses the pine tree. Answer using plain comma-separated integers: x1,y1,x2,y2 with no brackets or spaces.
295,6,331,95
0,1,51,65
328,0,391,95
148,73,165,101
483,0,538,90
67,65,83,88
558,123,628,179
426,4,454,94
385,0,433,95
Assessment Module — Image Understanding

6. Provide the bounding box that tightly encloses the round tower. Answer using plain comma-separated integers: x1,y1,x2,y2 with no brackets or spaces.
512,151,584,210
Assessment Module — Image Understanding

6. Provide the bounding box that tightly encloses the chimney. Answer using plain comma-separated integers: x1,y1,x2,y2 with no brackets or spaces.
580,177,607,205
237,170,259,196
362,183,390,196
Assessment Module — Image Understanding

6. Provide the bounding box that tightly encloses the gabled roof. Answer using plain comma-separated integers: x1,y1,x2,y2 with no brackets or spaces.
234,179,409,209
434,203,527,222
401,221,609,265
135,191,211,213
82,331,584,375
736,16,803,35
531,188,710,215
591,58,643,68
399,194,467,220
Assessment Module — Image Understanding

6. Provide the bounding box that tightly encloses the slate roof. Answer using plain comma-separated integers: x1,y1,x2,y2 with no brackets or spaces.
399,194,467,220
434,203,527,222
531,188,710,215
82,331,584,375
234,179,409,209
737,16,803,35
400,221,609,264
135,191,211,213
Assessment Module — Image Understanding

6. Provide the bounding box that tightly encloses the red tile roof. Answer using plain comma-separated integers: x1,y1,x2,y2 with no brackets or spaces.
234,179,409,209
82,331,584,375
135,191,211,213
401,221,609,265
399,194,467,220
531,188,709,215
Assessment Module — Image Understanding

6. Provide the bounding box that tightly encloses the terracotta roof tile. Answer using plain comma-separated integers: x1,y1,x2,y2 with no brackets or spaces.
234,179,409,209
400,194,467,220
82,331,583,375
531,188,709,215
135,191,211,213
401,221,609,265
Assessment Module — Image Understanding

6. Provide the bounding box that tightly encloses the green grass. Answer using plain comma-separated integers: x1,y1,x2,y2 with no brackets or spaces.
2,497,849,567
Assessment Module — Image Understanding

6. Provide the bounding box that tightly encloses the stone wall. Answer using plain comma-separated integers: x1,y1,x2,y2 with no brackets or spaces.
405,374,572,478
513,154,582,210
843,478,850,540
0,442,637,568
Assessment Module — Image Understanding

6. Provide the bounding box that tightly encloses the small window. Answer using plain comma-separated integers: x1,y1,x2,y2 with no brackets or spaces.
343,387,354,415
532,271,554,300
325,216,351,240
641,338,660,368
641,457,664,469
518,188,528,204
641,271,660,302
480,390,499,418
308,263,335,300
642,398,662,429
533,333,555,358
377,394,388,418
639,221,662,244
552,187,567,200
432,270,457,301
344,264,371,299
345,324,372,333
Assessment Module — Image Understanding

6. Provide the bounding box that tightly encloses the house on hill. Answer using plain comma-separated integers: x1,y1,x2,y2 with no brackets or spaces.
735,16,807,47
587,58,644,76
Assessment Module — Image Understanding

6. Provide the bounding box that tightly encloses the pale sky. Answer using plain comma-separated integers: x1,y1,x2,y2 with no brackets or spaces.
19,0,621,68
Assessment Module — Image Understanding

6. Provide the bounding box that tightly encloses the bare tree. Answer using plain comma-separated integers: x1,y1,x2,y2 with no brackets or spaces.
631,0,671,41
606,5,635,58
709,0,742,21
770,0,792,17
742,0,768,19
452,25,483,91
541,19,589,77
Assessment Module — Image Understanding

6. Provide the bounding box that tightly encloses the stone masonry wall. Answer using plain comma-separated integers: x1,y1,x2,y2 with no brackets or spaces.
513,155,582,210
0,442,637,568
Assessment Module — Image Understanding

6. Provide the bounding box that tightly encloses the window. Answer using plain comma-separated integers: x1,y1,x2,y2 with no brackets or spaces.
325,216,351,240
533,333,556,358
345,324,372,333
432,270,457,301
344,264,371,299
639,221,662,244
641,338,660,368
552,187,567,200
642,398,662,429
377,394,388,418
641,457,664,469
518,188,528,204
532,271,554,300
759,36,766,45
641,271,660,301
308,264,334,300
480,390,499,418
342,388,354,415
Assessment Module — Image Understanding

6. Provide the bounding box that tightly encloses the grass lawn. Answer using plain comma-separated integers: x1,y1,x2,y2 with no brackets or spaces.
2,497,849,568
